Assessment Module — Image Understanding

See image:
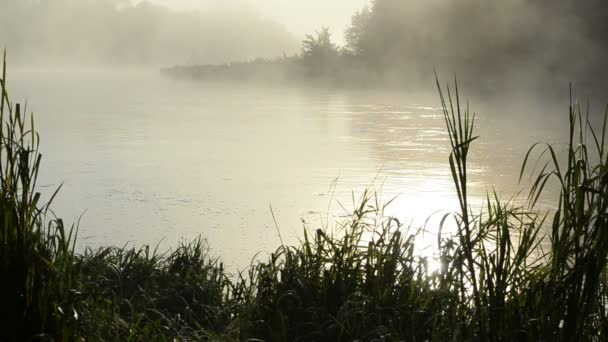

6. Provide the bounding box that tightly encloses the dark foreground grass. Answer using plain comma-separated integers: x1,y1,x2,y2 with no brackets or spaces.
1,53,607,341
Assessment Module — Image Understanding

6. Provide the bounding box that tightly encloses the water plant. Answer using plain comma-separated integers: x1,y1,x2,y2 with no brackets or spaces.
0,51,78,341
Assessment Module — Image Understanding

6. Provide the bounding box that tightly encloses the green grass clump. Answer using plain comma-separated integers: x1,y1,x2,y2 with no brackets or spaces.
238,195,438,341
1,53,607,341
74,238,238,340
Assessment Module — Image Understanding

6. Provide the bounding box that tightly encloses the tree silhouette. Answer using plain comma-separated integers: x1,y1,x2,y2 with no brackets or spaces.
301,27,339,76
344,6,372,56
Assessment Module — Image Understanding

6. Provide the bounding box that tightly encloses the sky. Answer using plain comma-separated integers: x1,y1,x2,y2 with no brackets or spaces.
136,0,370,42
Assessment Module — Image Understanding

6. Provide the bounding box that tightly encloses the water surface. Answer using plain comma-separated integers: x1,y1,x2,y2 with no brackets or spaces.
10,69,568,268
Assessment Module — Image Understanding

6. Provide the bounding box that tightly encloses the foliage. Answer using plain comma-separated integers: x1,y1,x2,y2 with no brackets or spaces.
74,239,239,341
0,52,79,341
301,27,340,77
344,6,372,57
341,0,608,89
165,0,608,92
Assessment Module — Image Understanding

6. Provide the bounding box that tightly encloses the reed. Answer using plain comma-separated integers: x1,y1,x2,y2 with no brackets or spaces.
0,51,78,341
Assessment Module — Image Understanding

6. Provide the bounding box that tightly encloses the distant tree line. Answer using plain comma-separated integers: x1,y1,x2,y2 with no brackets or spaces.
340,0,608,83
304,0,608,89
165,0,608,94
333,0,607,89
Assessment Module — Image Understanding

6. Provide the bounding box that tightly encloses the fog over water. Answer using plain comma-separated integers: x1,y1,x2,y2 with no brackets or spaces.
137,0,370,42
3,0,606,268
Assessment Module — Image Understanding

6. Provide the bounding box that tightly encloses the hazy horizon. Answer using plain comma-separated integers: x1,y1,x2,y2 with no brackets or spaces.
135,0,370,43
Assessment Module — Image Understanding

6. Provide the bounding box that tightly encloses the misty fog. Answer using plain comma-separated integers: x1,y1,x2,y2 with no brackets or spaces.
340,0,608,95
0,0,299,66
3,0,607,95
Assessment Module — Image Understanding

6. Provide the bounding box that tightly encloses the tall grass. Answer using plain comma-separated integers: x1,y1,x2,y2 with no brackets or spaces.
0,52,78,341
1,52,607,341
519,88,608,340
74,238,239,340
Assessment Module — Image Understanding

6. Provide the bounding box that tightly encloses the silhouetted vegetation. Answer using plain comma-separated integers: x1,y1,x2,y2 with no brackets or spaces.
0,53,79,341
340,0,608,91
165,0,608,96
3,52,608,340
300,27,340,78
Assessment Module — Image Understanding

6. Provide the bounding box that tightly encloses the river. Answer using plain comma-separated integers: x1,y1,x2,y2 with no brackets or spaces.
9,68,569,268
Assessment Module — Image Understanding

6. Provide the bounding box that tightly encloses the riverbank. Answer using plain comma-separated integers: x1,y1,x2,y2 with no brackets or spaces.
161,59,608,105
3,56,608,340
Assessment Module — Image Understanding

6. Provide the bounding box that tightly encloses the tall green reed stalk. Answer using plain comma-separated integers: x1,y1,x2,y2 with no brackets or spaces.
0,52,78,341
520,88,608,340
436,75,485,338
434,76,608,340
